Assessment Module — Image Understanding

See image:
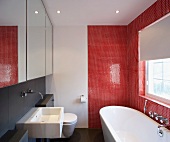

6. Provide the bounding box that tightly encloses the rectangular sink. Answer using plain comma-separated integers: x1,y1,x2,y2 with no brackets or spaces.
16,107,64,138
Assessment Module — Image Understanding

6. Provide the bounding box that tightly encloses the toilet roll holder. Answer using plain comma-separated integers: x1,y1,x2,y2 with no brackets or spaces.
80,95,87,103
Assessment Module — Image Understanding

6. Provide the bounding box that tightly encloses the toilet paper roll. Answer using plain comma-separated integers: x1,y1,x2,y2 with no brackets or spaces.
80,95,86,103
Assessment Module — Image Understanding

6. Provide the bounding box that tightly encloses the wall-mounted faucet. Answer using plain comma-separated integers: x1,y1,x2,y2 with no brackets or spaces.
153,113,169,124
38,92,43,100
155,116,163,121
27,88,34,93
148,111,170,137
148,111,169,125
149,111,154,118
21,91,27,97
153,112,162,120
20,89,43,100
160,117,169,124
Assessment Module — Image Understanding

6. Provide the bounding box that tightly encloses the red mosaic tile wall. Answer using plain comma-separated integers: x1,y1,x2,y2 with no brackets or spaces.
0,26,18,88
88,26,129,128
128,0,170,120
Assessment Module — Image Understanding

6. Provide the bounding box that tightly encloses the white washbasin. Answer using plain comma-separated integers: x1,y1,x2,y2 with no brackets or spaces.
16,107,64,138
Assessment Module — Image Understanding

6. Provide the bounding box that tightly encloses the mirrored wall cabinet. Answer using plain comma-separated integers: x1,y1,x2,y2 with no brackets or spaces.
45,13,53,76
0,0,53,88
0,0,26,88
27,0,53,80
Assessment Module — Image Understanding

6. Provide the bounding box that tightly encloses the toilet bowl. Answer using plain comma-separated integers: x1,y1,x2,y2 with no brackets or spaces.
62,113,77,138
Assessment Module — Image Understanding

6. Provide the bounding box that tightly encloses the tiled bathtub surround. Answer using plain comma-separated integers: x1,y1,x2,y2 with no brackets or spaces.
128,0,170,123
0,26,18,88
88,26,129,128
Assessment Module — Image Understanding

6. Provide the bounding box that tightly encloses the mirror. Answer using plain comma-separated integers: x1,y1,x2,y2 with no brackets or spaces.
27,0,46,80
0,0,26,88
45,14,53,75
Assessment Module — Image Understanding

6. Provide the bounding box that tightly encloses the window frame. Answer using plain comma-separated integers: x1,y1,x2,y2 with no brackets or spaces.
145,60,170,105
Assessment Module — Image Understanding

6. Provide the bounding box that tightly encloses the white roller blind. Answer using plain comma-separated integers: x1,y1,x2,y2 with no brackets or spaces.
139,14,170,61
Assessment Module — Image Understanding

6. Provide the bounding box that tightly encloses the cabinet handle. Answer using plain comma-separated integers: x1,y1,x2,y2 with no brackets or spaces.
51,99,54,102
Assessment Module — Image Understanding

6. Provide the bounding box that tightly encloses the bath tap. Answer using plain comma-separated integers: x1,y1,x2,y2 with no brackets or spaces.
149,111,154,118
153,113,169,124
153,113,162,120
159,117,169,124
144,100,147,114
158,124,170,129
155,116,162,121
157,124,170,137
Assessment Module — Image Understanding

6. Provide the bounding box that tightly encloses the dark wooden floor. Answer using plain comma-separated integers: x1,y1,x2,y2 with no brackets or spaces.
50,128,105,142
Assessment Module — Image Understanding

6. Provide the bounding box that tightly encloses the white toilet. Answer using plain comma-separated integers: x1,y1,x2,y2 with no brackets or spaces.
62,113,77,138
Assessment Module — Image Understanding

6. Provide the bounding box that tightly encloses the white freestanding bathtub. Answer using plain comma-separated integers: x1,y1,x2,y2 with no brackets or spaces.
100,106,170,142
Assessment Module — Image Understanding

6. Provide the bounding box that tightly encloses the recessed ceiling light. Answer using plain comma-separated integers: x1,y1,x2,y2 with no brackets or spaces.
57,10,61,14
35,11,39,14
115,10,119,14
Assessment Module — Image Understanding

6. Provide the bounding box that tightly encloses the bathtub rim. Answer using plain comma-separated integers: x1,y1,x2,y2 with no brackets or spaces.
99,106,159,126
100,106,143,115
99,106,161,142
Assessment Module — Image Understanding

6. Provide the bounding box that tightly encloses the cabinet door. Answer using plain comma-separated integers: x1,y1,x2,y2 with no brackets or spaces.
27,0,46,80
45,14,53,75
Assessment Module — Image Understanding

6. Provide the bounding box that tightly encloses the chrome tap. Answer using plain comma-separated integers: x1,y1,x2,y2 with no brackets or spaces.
160,117,169,124
149,111,154,118
158,124,170,129
27,88,34,93
153,112,162,120
155,116,162,121
157,124,170,137
21,91,27,97
152,113,169,124
144,100,148,114
38,92,43,99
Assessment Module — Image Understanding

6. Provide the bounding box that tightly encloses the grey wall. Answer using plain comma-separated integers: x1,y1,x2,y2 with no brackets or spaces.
0,77,45,137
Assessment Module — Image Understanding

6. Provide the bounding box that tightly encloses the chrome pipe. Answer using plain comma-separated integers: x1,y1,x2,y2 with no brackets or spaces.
144,100,148,114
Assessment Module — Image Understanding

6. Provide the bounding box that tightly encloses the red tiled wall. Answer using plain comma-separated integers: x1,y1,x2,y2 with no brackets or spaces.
139,61,145,97
0,26,18,88
128,0,170,120
88,26,129,128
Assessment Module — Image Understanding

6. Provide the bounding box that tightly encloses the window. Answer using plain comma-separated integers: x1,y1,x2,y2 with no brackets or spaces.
146,58,170,102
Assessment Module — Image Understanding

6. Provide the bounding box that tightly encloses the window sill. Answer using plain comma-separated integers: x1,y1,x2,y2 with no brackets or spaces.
139,95,170,109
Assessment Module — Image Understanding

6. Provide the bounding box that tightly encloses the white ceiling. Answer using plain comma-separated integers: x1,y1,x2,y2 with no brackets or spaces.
42,0,156,26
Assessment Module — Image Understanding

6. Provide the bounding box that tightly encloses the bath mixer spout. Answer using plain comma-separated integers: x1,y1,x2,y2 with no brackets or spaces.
157,124,170,137
158,124,170,129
